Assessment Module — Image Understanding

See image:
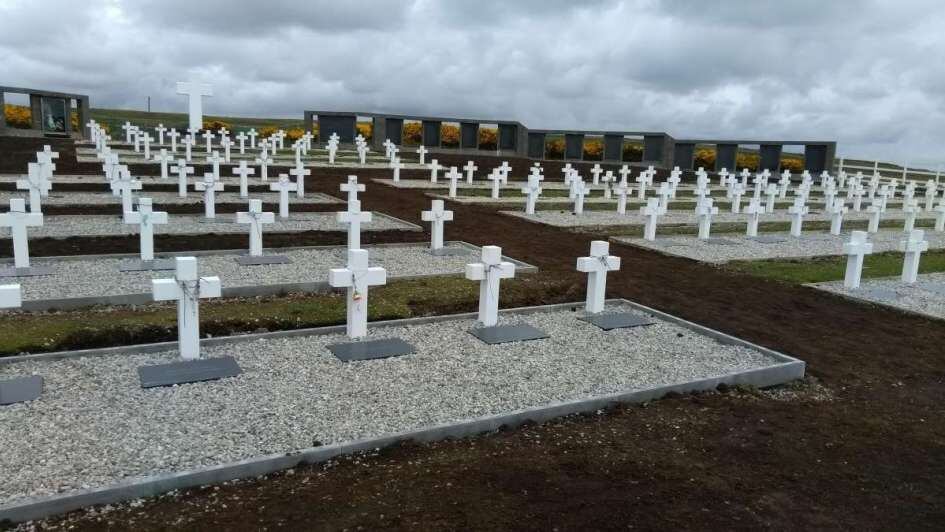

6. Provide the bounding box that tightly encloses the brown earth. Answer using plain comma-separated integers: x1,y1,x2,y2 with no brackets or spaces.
11,159,945,531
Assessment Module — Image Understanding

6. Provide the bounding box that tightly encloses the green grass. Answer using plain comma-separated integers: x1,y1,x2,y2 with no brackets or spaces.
725,249,945,284
89,108,306,136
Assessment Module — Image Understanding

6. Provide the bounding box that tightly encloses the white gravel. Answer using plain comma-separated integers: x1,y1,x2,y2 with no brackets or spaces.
0,212,417,239
813,273,945,320
0,244,479,303
0,191,340,206
613,230,945,264
0,303,782,506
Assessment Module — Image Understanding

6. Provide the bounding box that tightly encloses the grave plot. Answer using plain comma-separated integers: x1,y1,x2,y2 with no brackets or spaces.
0,243,530,311
0,301,803,511
613,230,945,264
0,191,341,206
0,212,417,239
814,274,945,320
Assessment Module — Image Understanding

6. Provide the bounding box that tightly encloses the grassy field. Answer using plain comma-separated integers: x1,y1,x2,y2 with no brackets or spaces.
89,108,306,136
725,249,945,284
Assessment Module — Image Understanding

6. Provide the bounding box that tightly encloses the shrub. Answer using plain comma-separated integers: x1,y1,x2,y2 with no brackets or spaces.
4,104,31,128
202,119,231,132
780,157,804,173
694,148,716,169
545,138,565,159
356,122,372,141
258,126,279,138
402,122,422,145
441,124,459,148
622,143,643,162
582,139,603,160
479,127,498,150
285,127,305,142
736,152,760,172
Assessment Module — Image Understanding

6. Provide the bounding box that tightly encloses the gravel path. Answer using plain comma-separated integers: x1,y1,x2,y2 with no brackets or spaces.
0,191,340,206
613,230,945,264
0,244,480,303
0,212,417,239
813,273,945,320
0,303,781,506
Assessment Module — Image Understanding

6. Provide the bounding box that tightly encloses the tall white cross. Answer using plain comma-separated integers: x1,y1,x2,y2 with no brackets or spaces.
421,199,454,251
233,161,256,198
590,164,603,185
902,199,922,232
194,173,225,219
202,130,216,154
696,197,719,239
154,149,174,180
289,163,311,198
429,159,442,183
641,198,661,241
121,121,135,143
248,128,258,148
465,245,515,327
867,203,883,233
573,180,589,215
124,197,168,262
141,133,153,160
392,158,404,182
788,196,809,237
337,199,372,250
113,170,143,221
843,231,873,289
615,180,631,215
182,135,194,162
236,132,247,155
464,161,478,184
168,128,180,153
236,199,275,257
521,174,542,215
341,175,365,204
744,198,764,237
0,199,43,269
176,81,213,131
576,240,620,314
416,145,428,165
488,170,503,199
445,166,462,198
328,248,387,339
828,198,848,235
270,174,298,219
220,136,233,163
900,229,929,283
16,163,51,214
174,159,195,198
152,256,221,360
255,154,273,181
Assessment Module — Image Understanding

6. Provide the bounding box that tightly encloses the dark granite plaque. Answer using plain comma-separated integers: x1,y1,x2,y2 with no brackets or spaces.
138,356,242,388
327,338,416,362
469,324,549,345
0,375,43,405
118,259,177,272
0,266,55,278
579,312,656,331
235,255,292,266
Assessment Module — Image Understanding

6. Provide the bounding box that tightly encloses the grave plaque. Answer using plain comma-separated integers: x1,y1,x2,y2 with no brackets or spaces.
750,235,788,244
138,356,242,388
235,255,292,266
579,312,656,331
0,375,43,405
119,259,177,272
0,265,55,278
862,288,899,301
469,324,549,345
430,246,470,257
327,338,416,362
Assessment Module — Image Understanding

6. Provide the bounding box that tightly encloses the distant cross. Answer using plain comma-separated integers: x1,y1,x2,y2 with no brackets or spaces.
182,135,194,162
696,197,719,239
167,128,180,153
0,198,43,269
416,145,428,165
255,152,273,181
176,81,213,131
328,248,387,339
590,164,603,185
155,123,167,145
429,159,442,183
152,257,221,360
16,163,51,214
828,198,848,235
356,143,369,165
341,175,365,204
764,183,779,213
520,174,542,215
640,198,661,241
488,170,503,199
236,199,275,257
843,231,873,289
635,172,648,200
788,196,809,237
337,199,372,250
247,128,258,149
113,170,143,221
121,121,135,143
902,199,922,232
744,198,764,237
572,180,589,215
392,158,404,182
445,166,462,198
236,132,247,154
154,149,174,180
867,202,883,233
498,161,511,181
270,174,298,219
202,129,215,154
174,159,195,198
576,240,620,314
220,136,233,163
924,180,939,211
421,199,454,251
142,132,153,160
900,229,929,283
124,197,168,262
194,173,225,219
206,151,224,179
614,180,631,215
289,163,311,198
778,171,791,198
464,245,515,327
464,161,478,184
618,164,631,185
233,161,256,198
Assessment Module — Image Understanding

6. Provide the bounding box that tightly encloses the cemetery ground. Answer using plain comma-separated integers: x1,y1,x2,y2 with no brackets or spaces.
8,168,945,530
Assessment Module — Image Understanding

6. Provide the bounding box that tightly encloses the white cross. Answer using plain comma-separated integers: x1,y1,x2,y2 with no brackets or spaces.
0,199,43,269
764,183,779,214
154,149,174,179
590,164,603,185
328,248,387,339
205,150,224,180
600,171,615,199
635,172,648,200
416,145,428,165
828,198,848,235
182,135,194,162
341,175,365,204
421,199,454,251
488,170,503,199
232,161,256,198
255,153,273,181
730,183,746,213
236,132,247,154
236,199,275,257
124,197,168,262
429,159,441,183
576,240,620,314
934,200,945,232
337,199,372,250
902,199,922,232
391,158,404,182
113,170,143,221
640,198,661,241
851,185,865,212
778,172,792,198
152,256,221,360
924,180,939,211
176,81,213,131
194,173,224,219
202,130,215,154
445,166,462,198
155,123,167,145
843,231,873,289
696,197,719,239
744,198,764,237
464,161,478,184
465,245,515,327
270,174,298,219
356,143,369,165
516,172,540,214
121,121,135,143
220,136,233,163
498,161,511,181
174,159,195,198
16,163,51,214
788,196,809,237
618,164,631,185
247,128,258,149
573,180,589,215
326,140,338,165
867,202,883,233
0,284,22,309
167,128,180,153
141,132,153,160
667,172,681,198
900,229,929,283
289,163,311,198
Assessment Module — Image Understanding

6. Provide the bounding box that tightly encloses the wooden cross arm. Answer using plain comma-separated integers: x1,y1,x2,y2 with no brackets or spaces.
152,278,180,301
198,276,222,298
328,268,353,288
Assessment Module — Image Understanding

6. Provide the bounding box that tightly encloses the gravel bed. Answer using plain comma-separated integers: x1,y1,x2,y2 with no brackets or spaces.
0,303,781,506
813,273,945,320
0,212,417,239
503,208,933,229
0,244,477,303
374,178,585,190
0,191,340,206
613,230,945,264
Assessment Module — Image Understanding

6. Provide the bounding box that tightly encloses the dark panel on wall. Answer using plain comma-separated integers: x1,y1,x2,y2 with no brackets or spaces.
804,144,827,173
528,132,546,158
318,115,357,143
460,122,479,149
716,143,738,171
643,135,664,162
603,134,623,162
499,124,517,150
422,120,441,147
673,142,695,170
565,134,584,160
386,118,404,145
759,144,783,171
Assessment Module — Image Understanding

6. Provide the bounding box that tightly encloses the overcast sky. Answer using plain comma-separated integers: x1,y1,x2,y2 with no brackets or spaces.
2,0,944,165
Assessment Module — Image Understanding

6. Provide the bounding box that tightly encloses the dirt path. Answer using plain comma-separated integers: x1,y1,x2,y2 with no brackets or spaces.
22,169,945,530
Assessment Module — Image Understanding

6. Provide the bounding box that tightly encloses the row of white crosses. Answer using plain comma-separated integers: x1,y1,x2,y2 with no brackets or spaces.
842,229,930,288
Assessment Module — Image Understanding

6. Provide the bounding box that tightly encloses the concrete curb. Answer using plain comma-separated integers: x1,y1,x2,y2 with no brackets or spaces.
0,299,805,523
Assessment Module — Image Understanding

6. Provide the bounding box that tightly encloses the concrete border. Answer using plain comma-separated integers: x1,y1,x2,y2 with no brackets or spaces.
0,299,805,523
0,241,536,312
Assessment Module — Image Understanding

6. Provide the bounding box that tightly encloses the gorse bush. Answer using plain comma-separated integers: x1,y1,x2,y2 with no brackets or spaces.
479,128,498,150
356,122,372,141
285,127,305,142
441,124,459,147
258,126,279,138
583,139,603,160
402,122,422,145
695,148,716,169
780,157,804,172
4,104,31,128
202,119,231,133
545,138,565,159
623,143,643,162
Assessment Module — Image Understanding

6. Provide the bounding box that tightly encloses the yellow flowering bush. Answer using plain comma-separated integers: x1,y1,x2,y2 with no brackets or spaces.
622,143,643,162
478,128,498,150
545,138,565,159
4,104,32,128
582,139,604,160
441,124,459,147
402,122,422,145
258,126,279,138
285,127,305,142
356,122,372,141
202,119,231,132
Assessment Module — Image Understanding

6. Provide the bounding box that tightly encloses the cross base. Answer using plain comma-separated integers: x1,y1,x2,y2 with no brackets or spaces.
327,337,416,362
0,375,43,405
469,324,549,345
235,255,292,266
0,265,55,278
430,247,470,257
579,312,655,331
118,259,177,272
138,356,242,388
